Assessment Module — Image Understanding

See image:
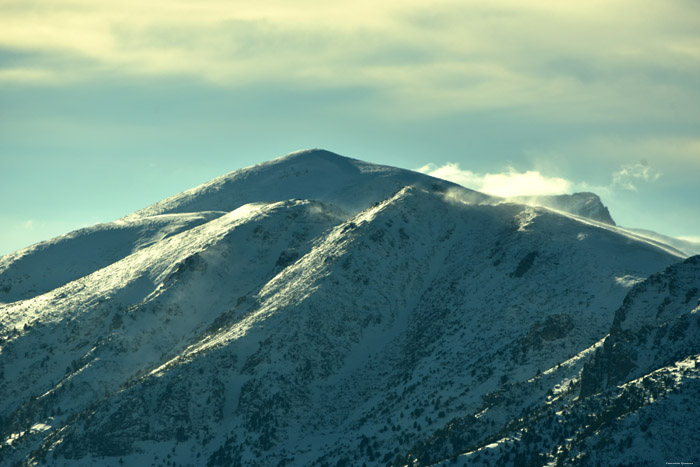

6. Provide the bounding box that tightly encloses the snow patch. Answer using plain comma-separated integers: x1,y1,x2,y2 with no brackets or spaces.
615,275,645,288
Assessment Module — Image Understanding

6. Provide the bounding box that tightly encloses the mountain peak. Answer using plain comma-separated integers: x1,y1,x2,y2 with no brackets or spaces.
1,148,695,466
511,191,616,225
127,149,485,219
277,148,345,161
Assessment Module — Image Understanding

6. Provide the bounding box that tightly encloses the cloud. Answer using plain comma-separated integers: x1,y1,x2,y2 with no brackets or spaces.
417,163,573,197
559,136,700,170
676,235,700,244
418,156,666,199
1,1,699,122
612,161,662,191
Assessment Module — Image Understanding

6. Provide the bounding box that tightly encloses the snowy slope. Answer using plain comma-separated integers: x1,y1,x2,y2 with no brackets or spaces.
0,149,692,467
623,227,700,257
0,149,477,307
126,149,488,219
1,150,670,308
510,192,616,226
0,200,345,460
0,212,223,304
416,256,700,467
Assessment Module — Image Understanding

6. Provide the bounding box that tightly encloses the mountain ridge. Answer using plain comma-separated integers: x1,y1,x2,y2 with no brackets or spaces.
0,149,697,466
2,148,640,306
511,192,616,226
125,149,487,220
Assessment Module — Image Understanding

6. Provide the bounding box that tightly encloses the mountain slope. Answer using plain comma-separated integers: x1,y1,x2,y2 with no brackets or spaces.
0,212,223,304
1,188,681,466
126,149,488,219
511,192,616,226
2,149,678,308
623,228,700,257
0,200,345,457
0,150,474,306
408,257,700,467
0,149,692,467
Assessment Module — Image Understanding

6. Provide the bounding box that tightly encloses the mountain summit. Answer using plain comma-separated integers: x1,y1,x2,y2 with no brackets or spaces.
1,150,697,466
1,149,626,305
127,149,489,218
511,192,616,225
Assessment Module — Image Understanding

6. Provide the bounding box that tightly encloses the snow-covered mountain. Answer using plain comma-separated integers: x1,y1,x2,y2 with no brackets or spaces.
0,149,696,466
0,150,475,305
510,192,616,226
0,150,625,306
406,255,700,466
622,227,700,257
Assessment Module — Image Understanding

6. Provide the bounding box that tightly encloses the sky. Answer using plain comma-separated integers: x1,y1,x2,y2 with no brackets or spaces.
1,0,699,256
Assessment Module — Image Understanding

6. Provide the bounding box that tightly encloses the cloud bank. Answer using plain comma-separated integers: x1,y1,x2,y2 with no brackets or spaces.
418,159,665,199
416,163,573,197
677,236,700,244
1,0,699,122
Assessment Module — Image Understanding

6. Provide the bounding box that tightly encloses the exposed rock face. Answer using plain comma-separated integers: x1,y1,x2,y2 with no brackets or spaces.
404,256,700,467
580,255,700,397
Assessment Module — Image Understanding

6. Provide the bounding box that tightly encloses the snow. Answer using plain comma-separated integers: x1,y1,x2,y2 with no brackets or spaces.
0,149,694,467
623,227,700,257
614,274,645,288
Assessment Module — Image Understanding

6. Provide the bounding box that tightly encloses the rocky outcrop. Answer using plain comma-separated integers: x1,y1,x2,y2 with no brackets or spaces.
580,255,700,397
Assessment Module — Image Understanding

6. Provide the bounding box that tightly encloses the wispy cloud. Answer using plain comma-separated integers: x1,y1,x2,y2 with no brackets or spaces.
612,161,663,191
676,235,700,244
416,163,572,197
418,157,665,198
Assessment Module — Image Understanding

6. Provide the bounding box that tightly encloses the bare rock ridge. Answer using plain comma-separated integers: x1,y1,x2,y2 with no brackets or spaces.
0,149,697,467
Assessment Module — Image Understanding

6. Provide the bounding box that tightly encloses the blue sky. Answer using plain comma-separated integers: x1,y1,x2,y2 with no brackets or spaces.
1,0,699,255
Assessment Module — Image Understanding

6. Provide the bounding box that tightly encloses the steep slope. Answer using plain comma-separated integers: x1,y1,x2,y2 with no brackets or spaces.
0,149,693,467
416,256,700,467
0,200,346,464
0,184,680,466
